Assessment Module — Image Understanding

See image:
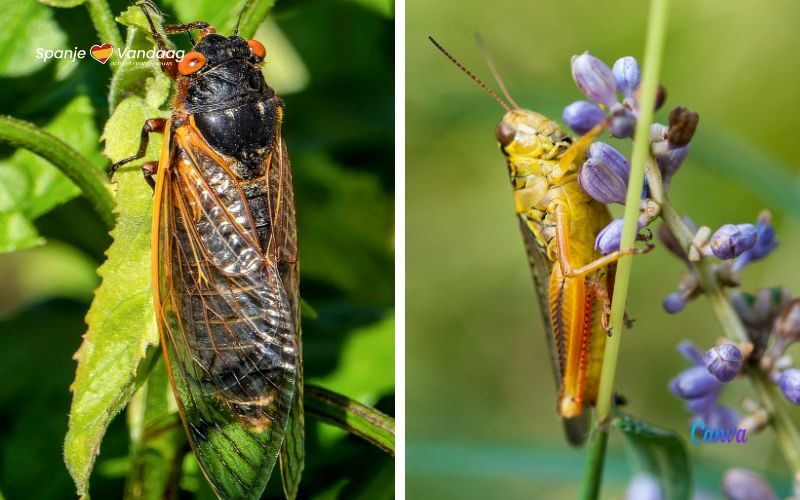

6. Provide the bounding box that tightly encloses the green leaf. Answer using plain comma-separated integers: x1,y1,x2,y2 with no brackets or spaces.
301,299,318,320
253,20,309,96
305,385,394,455
38,0,86,7
0,96,108,251
310,314,394,403
0,2,67,77
124,358,186,500
0,212,44,252
345,0,394,18
109,5,172,112
295,155,394,304
615,412,692,500
64,92,164,496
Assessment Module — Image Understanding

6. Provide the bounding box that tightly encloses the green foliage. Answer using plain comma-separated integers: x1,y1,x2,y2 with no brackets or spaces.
615,413,692,500
64,104,161,495
0,0,394,498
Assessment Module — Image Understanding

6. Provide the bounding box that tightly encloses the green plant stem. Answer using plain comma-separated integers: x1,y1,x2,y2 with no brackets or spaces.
580,428,608,500
659,199,800,480
86,0,123,66
585,0,670,497
0,116,115,229
305,384,395,455
595,0,671,424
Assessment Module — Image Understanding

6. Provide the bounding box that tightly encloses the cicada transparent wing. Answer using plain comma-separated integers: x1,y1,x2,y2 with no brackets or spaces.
152,119,298,499
271,134,305,497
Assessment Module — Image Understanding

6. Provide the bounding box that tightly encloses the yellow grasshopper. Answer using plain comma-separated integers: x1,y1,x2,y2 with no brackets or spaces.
430,37,648,445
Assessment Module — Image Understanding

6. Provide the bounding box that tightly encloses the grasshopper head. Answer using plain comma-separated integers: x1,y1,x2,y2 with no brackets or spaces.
495,109,572,159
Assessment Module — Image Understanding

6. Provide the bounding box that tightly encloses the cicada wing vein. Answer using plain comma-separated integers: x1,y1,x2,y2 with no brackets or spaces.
153,122,298,499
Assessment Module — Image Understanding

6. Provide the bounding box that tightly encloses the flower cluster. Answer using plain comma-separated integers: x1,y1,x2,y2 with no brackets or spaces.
658,211,779,314
670,288,800,408
562,50,793,497
563,52,697,255
669,341,741,430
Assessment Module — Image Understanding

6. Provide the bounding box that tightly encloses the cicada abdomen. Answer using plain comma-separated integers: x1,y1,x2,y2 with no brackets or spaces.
112,3,302,498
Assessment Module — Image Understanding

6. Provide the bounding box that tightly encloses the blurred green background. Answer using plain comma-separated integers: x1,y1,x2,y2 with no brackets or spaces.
0,0,393,498
407,0,800,498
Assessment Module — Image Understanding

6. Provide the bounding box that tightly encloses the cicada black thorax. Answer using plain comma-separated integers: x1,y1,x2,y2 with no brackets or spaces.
174,33,283,255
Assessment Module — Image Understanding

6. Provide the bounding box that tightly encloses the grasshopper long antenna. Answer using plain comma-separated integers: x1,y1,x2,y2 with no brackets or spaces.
428,36,511,112
474,32,521,110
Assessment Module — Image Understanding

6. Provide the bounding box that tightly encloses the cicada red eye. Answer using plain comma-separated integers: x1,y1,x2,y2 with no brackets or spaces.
248,39,266,60
178,51,206,75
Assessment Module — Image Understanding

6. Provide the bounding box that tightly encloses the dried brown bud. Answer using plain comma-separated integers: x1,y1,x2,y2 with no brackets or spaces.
667,106,699,147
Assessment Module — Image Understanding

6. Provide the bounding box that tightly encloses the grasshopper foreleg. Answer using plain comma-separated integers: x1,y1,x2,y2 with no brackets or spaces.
554,203,653,279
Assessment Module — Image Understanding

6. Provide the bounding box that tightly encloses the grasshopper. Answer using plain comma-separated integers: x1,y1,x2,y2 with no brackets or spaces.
430,37,649,445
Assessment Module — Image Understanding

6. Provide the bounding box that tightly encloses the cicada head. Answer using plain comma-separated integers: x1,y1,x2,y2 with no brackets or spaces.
495,109,573,159
179,34,273,105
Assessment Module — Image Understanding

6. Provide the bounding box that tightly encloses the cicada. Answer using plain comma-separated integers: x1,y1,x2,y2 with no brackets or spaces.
112,2,302,497
431,37,648,445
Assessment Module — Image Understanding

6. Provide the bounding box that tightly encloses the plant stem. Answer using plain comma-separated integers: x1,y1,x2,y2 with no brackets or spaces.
659,200,800,480
86,0,124,67
0,116,115,229
305,384,395,455
580,428,608,500
595,0,671,423
585,0,670,497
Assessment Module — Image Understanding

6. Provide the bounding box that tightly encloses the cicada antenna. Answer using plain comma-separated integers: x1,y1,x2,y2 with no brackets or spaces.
234,0,253,36
428,36,511,112
474,32,521,109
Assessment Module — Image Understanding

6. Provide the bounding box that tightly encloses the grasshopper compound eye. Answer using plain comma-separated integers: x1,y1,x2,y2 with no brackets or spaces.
248,39,266,61
178,51,206,75
495,120,516,148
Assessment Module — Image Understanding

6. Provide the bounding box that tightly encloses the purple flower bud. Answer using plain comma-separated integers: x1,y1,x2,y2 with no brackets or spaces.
654,143,690,178
613,56,641,99
579,158,627,204
595,218,624,255
625,473,663,500
722,468,777,500
686,393,718,413
595,217,647,255
779,369,800,405
588,142,629,175
703,344,742,382
610,108,636,138
579,142,630,204
663,293,686,314
677,340,704,366
710,224,758,260
571,52,618,107
701,404,740,430
669,366,721,399
732,212,778,273
562,100,605,135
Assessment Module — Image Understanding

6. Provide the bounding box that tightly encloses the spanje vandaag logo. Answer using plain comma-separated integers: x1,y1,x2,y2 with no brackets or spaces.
690,419,748,445
35,43,184,66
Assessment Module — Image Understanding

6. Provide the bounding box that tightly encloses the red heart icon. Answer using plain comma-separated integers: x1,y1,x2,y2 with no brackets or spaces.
90,43,113,64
